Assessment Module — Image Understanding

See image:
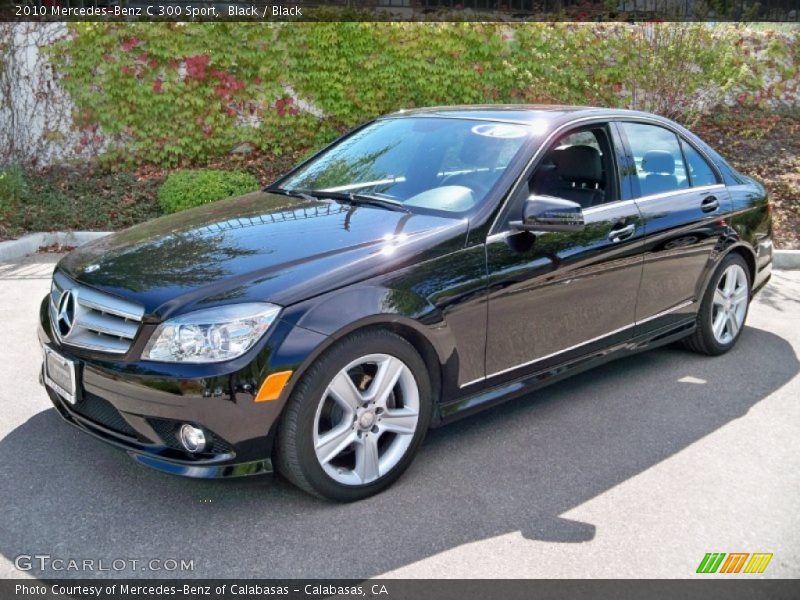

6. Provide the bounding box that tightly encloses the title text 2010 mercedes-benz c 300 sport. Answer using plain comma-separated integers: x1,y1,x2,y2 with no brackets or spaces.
39,106,772,501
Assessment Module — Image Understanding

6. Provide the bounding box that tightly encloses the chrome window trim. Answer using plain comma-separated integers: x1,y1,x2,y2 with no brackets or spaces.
486,183,723,238
631,183,726,205
582,198,639,215
461,299,695,388
486,199,639,241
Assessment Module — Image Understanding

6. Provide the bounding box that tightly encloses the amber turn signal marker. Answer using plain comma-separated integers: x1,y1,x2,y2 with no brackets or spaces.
254,370,293,402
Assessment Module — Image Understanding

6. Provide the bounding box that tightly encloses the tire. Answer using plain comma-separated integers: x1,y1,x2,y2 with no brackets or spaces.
275,329,432,501
682,253,751,356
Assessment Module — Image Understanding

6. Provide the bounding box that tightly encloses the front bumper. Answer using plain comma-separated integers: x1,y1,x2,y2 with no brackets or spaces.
44,384,273,478
38,295,328,478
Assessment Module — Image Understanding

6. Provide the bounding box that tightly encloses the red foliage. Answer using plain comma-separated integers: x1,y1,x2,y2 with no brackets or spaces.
211,70,245,99
275,96,298,117
185,55,210,81
121,38,140,52
153,78,163,94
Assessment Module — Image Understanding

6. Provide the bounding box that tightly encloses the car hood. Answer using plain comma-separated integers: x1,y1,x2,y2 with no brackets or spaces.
57,191,468,318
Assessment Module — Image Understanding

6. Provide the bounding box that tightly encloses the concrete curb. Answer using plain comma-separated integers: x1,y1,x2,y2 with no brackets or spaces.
774,250,800,270
1,231,799,269
0,231,111,262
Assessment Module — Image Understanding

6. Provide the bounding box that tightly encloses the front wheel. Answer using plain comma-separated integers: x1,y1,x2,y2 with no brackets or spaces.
275,329,432,501
682,253,751,356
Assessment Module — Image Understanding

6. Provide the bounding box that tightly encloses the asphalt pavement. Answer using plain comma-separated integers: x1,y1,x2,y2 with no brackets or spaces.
0,254,798,579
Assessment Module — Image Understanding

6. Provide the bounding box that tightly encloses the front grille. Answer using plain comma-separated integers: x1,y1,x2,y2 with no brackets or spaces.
71,392,139,437
49,270,144,355
148,418,234,456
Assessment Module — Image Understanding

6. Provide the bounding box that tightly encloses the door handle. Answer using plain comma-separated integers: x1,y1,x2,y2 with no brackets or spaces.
608,223,636,243
701,196,720,213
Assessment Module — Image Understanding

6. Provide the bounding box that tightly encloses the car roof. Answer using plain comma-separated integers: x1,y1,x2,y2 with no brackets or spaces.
383,104,670,127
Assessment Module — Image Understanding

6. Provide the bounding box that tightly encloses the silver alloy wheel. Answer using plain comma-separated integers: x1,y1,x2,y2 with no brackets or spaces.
312,353,420,486
711,263,749,345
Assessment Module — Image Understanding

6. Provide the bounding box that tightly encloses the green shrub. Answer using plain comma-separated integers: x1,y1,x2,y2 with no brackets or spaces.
0,165,28,213
158,169,259,213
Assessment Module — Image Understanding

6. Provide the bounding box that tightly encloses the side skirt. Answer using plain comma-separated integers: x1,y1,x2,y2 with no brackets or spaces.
437,318,697,425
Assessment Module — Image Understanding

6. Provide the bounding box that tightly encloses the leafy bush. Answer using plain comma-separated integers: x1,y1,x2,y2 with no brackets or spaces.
158,169,259,213
0,165,28,213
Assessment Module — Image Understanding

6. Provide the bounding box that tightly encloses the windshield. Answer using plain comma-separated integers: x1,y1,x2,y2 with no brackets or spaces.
278,117,532,214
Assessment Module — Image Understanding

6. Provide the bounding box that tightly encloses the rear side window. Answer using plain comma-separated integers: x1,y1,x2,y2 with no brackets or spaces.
680,140,718,187
620,122,689,197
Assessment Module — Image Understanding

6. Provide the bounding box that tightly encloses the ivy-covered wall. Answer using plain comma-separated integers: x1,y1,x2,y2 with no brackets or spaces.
43,23,800,167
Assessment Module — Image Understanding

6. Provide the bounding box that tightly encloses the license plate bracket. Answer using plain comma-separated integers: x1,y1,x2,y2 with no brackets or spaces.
43,346,79,405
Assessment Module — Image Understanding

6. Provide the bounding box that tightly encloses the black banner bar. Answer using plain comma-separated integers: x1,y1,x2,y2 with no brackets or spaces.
2,0,799,22
2,580,800,600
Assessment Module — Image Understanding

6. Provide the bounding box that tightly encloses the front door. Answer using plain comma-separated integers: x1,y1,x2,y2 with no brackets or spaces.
484,123,644,380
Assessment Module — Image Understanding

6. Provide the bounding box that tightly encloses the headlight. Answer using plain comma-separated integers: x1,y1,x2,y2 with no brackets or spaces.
142,303,281,363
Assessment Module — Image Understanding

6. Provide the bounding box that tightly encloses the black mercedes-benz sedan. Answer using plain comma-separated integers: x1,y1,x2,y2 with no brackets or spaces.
39,105,772,501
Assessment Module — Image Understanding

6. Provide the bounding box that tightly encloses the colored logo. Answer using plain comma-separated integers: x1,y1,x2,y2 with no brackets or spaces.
697,552,773,574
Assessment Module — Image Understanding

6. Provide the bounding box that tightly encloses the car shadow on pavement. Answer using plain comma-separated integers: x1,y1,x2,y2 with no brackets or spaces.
0,326,796,579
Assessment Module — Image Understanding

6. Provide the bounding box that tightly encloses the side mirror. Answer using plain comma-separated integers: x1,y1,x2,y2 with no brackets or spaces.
511,195,585,233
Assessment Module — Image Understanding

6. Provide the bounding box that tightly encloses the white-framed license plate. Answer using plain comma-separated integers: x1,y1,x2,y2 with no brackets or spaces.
43,346,78,405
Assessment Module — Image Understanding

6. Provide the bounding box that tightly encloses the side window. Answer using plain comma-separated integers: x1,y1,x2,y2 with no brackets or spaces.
619,122,689,197
528,126,617,209
680,139,718,187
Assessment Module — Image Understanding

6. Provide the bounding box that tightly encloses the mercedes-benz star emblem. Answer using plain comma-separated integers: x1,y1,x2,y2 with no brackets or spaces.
56,290,76,339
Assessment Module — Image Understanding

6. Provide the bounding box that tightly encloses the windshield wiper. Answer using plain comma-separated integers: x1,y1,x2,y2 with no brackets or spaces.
267,187,317,201
299,190,410,213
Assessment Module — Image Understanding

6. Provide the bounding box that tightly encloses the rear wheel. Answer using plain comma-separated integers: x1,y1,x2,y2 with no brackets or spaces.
276,329,431,501
682,253,751,355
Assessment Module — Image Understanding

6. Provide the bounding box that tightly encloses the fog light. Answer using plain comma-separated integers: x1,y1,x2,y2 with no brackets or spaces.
179,424,206,453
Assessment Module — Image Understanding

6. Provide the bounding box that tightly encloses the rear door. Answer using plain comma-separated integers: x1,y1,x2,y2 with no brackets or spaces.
616,121,732,332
